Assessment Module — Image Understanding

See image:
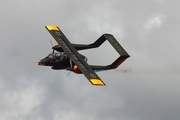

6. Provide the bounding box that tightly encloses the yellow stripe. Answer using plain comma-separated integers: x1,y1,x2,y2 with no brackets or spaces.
90,79,105,86
46,25,60,31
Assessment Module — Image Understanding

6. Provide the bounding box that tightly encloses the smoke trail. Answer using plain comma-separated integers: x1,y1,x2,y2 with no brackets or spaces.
103,65,180,74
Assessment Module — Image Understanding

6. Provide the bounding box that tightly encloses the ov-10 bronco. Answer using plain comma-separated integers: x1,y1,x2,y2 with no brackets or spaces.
38,25,130,86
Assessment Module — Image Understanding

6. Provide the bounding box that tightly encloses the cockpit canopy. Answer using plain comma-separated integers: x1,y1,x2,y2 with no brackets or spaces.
42,52,68,63
42,51,86,63
46,52,66,58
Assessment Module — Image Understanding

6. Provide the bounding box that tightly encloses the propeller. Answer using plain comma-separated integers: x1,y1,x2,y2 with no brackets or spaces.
50,40,53,46
70,59,73,69
50,40,55,54
67,59,73,76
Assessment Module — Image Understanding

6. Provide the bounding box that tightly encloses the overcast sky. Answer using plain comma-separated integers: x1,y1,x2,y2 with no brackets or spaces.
0,0,180,120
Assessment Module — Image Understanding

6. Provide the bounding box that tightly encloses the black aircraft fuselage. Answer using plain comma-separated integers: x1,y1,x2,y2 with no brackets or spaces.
38,52,86,73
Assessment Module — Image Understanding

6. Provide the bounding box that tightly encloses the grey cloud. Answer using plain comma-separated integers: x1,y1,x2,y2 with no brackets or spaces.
0,0,180,120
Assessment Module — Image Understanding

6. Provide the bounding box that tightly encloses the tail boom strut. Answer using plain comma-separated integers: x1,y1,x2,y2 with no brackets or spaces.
90,34,130,71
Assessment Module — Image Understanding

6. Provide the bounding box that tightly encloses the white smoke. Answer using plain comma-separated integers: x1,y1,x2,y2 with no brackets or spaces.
103,65,180,75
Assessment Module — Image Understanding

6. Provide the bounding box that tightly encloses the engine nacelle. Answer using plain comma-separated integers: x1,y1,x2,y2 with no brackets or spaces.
73,65,82,74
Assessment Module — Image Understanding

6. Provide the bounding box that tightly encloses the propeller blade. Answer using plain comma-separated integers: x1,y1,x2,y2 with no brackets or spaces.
67,71,71,76
67,59,73,76
49,40,55,54
50,40,53,47
70,59,73,69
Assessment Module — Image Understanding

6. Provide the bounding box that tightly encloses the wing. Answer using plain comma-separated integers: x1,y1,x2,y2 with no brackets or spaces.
45,25,105,86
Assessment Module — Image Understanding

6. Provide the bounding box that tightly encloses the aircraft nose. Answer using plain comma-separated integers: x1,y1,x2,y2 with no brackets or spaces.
38,61,45,66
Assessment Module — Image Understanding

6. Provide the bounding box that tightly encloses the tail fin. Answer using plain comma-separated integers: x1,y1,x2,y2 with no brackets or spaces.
103,34,130,68
90,34,130,71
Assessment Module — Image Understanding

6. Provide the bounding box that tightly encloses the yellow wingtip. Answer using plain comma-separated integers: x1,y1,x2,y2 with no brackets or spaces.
46,25,60,31
90,79,105,86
